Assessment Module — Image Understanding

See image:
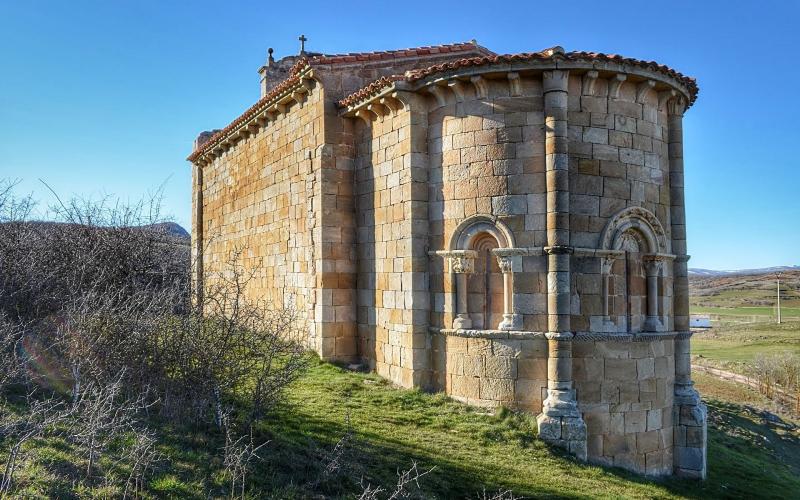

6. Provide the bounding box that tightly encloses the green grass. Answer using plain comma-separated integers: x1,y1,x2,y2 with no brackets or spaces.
690,306,800,318
4,357,800,498
692,321,800,372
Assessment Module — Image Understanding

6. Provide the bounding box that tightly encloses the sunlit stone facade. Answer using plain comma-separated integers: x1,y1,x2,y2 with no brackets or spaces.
189,41,706,478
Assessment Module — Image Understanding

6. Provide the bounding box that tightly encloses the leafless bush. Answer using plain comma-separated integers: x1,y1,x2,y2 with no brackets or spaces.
750,352,800,414
118,427,162,500
0,394,73,494
476,488,522,500
0,180,312,494
221,421,269,499
68,370,155,479
359,461,435,500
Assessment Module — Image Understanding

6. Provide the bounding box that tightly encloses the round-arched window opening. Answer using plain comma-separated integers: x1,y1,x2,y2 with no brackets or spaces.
466,232,504,329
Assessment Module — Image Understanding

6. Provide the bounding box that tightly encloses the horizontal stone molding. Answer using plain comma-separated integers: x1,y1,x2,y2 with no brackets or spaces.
573,331,684,342
430,327,546,340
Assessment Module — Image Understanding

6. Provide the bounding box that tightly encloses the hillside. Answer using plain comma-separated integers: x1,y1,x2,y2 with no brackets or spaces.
4,358,799,498
689,268,800,315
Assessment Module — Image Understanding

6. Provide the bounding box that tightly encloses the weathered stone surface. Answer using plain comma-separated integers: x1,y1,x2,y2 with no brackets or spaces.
192,41,702,480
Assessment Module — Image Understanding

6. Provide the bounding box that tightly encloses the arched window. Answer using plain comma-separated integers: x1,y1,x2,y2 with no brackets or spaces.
466,233,504,329
599,207,670,333
447,215,520,331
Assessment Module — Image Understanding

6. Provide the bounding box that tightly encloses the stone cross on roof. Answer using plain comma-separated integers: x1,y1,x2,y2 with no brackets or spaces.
299,34,307,55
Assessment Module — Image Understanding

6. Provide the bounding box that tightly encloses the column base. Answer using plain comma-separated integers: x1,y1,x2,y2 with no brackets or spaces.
673,383,707,479
537,389,587,461
452,314,472,329
645,315,664,332
498,313,522,331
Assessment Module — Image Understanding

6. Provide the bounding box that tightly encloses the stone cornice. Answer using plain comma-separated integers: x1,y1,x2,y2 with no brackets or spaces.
338,49,698,114
188,63,317,165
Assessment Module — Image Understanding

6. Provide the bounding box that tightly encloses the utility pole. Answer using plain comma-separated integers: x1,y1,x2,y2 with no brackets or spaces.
777,272,782,324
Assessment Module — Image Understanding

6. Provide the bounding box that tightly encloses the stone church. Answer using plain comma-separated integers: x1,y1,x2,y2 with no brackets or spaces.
188,39,706,478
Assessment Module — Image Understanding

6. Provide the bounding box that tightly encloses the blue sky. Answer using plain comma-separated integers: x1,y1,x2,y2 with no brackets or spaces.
1,0,797,270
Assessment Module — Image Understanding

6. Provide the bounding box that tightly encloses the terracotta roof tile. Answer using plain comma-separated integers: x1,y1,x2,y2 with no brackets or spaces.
337,48,699,109
189,42,493,162
309,42,493,65
187,58,311,162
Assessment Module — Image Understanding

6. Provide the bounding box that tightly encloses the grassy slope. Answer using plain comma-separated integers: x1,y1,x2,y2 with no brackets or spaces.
692,321,800,370
5,358,800,499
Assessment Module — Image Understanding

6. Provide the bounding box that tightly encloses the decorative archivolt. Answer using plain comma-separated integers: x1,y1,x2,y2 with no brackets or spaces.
599,206,669,254
448,214,515,252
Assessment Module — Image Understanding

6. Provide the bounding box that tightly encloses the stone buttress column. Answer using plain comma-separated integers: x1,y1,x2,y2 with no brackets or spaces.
667,94,707,479
536,67,587,460
191,162,204,307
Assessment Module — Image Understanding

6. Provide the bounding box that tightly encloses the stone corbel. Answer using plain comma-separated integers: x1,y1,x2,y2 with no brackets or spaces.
507,72,522,97
427,83,449,108
470,75,488,99
608,74,627,99
581,70,599,96
355,109,375,125
448,79,470,102
379,96,403,114
292,91,306,108
367,103,388,120
635,80,656,103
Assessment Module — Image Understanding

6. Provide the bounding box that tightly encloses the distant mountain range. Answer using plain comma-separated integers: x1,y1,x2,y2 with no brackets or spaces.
147,222,189,239
688,265,800,277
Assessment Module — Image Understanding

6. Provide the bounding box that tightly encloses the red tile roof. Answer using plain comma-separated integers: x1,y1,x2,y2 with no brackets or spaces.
187,58,311,162
189,42,493,162
308,41,494,65
338,47,699,109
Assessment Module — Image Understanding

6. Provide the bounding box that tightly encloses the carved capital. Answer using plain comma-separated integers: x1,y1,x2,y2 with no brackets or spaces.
643,256,665,277
449,251,477,274
496,255,514,273
543,70,570,93
667,95,687,116
600,256,615,275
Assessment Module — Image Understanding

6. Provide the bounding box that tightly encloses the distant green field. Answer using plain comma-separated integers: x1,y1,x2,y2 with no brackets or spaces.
690,306,800,318
692,321,800,368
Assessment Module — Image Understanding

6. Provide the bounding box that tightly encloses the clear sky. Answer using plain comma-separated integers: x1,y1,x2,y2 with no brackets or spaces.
1,0,797,270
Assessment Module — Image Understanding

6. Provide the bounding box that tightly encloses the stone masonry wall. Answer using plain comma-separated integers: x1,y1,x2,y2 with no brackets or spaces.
198,88,324,341
566,73,674,334
354,100,430,388
574,339,675,475
428,76,549,333
431,333,548,411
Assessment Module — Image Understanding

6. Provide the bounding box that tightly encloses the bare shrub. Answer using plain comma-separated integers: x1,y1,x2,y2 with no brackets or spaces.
749,352,800,414
359,461,435,500
0,394,73,494
118,427,162,500
68,370,155,479
221,421,269,499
